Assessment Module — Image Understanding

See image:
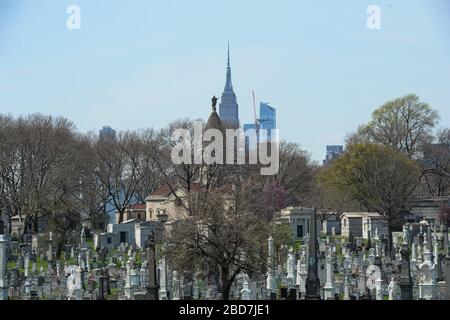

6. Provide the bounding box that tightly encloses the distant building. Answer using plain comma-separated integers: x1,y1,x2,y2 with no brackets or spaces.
276,207,321,241
98,126,118,225
99,125,116,142
323,145,344,165
114,204,147,224
218,43,240,129
258,102,276,142
318,212,341,235
407,196,450,225
97,220,163,249
340,212,388,239
244,102,277,149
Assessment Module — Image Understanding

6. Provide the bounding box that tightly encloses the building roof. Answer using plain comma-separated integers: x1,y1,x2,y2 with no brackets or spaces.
205,107,224,132
149,182,210,199
125,204,146,210
278,207,316,217
341,212,382,218
150,184,173,197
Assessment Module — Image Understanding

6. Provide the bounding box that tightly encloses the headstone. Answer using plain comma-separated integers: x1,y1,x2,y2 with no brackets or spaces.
80,227,86,249
31,235,39,250
266,235,275,295
305,209,320,300
286,248,295,287
145,231,158,300
399,233,413,300
288,288,297,300
0,235,9,300
296,248,307,295
158,256,168,300
445,246,450,300
343,275,350,300
388,276,397,300
24,253,30,277
418,238,437,300
323,246,335,300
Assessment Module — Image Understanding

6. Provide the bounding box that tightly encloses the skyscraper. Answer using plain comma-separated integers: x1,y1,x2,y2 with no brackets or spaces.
258,102,276,142
99,125,116,142
219,43,240,129
323,145,344,165
244,102,277,149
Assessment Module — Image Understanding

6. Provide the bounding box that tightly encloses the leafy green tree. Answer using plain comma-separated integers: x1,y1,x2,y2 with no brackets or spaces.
319,143,421,254
347,94,439,159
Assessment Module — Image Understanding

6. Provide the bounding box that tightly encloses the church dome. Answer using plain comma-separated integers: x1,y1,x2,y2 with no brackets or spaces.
205,96,224,132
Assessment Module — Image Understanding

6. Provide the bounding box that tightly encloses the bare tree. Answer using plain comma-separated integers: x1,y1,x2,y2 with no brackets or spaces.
96,131,149,224
272,141,315,206
165,178,270,300
75,134,111,230
420,128,450,196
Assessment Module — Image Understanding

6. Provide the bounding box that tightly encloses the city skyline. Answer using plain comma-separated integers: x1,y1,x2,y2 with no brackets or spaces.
1,0,449,162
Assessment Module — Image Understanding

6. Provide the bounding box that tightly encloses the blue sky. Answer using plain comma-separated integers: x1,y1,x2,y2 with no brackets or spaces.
1,0,449,162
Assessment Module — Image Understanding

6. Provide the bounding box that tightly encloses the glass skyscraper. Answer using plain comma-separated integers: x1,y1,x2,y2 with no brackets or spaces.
99,125,117,142
244,102,277,149
258,102,276,142
323,145,344,165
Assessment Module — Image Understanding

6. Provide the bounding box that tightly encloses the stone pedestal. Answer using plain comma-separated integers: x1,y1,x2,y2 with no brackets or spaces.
399,242,413,300
0,236,9,300
445,255,450,300
305,209,321,300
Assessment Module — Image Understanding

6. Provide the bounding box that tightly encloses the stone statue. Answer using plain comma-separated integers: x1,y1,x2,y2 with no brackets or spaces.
211,96,218,111
388,276,397,300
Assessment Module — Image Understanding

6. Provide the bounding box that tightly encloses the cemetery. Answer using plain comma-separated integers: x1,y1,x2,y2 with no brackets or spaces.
1,207,449,301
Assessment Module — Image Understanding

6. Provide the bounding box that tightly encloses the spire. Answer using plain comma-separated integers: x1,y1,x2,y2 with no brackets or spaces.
227,41,230,67
224,42,233,92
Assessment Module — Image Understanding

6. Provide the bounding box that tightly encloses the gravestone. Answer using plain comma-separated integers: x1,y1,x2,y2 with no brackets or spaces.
288,288,296,300
145,231,158,300
305,209,320,300
31,235,39,250
279,287,288,300
399,237,413,300
0,235,9,300
445,248,450,300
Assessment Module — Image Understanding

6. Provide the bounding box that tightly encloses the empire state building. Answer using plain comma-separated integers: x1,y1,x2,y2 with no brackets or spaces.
218,43,240,129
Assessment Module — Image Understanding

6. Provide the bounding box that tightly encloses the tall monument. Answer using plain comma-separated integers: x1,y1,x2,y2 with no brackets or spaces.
305,208,321,300
218,42,240,129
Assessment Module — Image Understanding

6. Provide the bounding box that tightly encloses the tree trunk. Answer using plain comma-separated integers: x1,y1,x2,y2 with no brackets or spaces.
32,215,39,233
221,277,232,301
118,209,125,224
387,223,394,259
